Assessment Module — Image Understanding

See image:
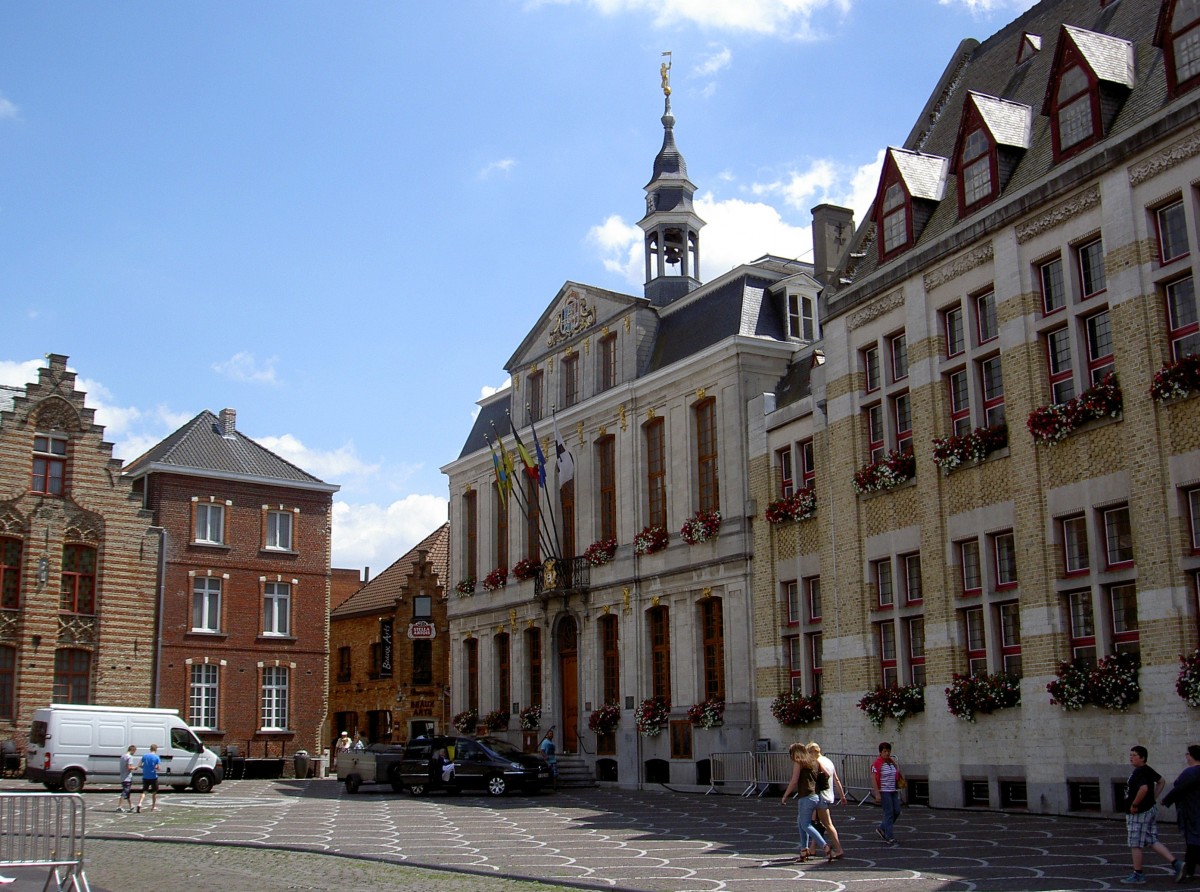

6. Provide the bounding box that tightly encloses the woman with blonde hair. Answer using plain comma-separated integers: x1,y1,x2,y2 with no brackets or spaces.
807,741,846,859
780,741,832,862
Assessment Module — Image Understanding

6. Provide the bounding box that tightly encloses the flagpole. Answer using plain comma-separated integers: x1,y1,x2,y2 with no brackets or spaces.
503,414,557,560
528,409,563,562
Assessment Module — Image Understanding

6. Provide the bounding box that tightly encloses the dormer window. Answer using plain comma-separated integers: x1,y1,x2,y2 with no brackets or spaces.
1016,32,1041,66
960,129,993,208
1044,26,1134,162
881,182,909,255
1056,65,1095,152
1159,0,1200,96
786,292,819,341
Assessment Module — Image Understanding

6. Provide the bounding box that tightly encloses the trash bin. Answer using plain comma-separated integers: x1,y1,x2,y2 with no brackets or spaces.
293,751,310,779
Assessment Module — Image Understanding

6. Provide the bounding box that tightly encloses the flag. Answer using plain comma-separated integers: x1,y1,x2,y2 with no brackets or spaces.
553,416,575,487
487,437,507,512
529,416,549,489
509,418,540,481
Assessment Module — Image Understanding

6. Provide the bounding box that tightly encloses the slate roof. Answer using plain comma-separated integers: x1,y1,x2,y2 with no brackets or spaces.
971,92,1034,148
649,98,690,185
457,391,513,461
830,0,1179,310
1065,23,1135,86
331,523,449,619
891,148,950,202
122,410,338,492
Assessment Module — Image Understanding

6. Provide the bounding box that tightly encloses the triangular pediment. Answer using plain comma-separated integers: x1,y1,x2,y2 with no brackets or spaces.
505,281,646,372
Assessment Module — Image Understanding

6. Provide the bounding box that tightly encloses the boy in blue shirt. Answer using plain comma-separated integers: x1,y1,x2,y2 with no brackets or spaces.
136,743,162,813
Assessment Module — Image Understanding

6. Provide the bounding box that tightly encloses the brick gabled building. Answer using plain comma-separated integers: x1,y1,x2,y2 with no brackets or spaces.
329,523,449,746
0,354,160,750
123,408,338,758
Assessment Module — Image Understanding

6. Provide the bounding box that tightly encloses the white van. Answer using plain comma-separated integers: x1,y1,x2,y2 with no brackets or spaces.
25,704,224,793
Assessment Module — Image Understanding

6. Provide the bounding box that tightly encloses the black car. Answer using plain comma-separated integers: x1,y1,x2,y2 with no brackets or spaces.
397,735,549,796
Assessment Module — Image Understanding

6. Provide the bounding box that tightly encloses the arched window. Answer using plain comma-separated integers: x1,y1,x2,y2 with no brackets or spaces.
699,597,725,702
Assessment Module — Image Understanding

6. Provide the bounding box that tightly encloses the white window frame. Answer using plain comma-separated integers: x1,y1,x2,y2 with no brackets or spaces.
263,581,291,637
189,663,219,730
261,666,289,731
192,577,221,633
194,503,225,545
266,510,293,551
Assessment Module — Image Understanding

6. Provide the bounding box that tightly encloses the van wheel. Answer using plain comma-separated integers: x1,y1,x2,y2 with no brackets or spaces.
60,770,85,794
486,774,508,796
345,775,361,794
192,772,214,794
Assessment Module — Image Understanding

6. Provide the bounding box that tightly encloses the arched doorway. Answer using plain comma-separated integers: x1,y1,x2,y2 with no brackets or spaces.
557,615,579,753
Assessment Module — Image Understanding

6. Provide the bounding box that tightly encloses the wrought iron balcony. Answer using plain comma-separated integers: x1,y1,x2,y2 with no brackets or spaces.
533,556,591,599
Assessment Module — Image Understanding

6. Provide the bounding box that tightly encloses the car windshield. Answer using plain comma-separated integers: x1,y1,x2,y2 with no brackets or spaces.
477,736,523,758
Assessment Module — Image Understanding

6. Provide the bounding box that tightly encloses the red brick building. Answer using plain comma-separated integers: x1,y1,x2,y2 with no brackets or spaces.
0,354,160,751
123,408,338,758
329,523,449,746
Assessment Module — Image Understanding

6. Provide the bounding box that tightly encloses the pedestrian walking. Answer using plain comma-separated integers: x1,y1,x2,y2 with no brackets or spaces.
808,741,846,859
1121,744,1184,884
116,745,138,812
1162,744,1200,883
539,727,558,788
871,741,904,846
780,741,832,862
136,743,161,813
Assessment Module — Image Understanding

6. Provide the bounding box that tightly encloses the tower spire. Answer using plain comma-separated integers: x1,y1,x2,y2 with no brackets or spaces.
639,53,705,307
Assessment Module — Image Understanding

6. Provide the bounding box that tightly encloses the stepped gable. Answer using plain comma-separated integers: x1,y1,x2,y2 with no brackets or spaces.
332,523,449,619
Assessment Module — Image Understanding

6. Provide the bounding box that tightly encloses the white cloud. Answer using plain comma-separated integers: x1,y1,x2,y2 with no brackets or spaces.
472,378,512,420
533,0,850,38
0,94,18,121
212,351,279,384
696,46,732,76
750,150,884,224
939,0,1038,11
331,495,449,570
256,433,382,483
0,358,45,387
479,158,517,179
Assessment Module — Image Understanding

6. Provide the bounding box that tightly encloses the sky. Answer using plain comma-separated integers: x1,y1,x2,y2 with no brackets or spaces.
0,0,1039,572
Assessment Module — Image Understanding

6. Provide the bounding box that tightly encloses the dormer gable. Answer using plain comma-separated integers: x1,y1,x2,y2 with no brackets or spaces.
1042,24,1134,162
768,271,823,344
1155,0,1200,98
1017,32,1042,66
873,147,949,264
951,92,1033,216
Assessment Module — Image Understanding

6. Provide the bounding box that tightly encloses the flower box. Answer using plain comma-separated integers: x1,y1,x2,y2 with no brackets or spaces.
633,525,669,555
853,448,916,494
1046,651,1140,712
482,709,510,732
588,703,621,736
634,696,670,737
481,566,508,592
857,684,924,730
686,698,725,728
452,709,478,733
770,690,821,726
1176,650,1200,708
944,671,1020,722
1027,372,1122,446
1151,354,1200,402
583,538,617,566
519,704,542,730
455,578,476,597
765,487,816,524
680,510,721,544
931,423,1008,473
512,558,538,580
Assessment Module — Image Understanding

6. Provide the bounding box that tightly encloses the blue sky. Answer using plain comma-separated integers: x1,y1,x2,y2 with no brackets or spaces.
0,0,1037,571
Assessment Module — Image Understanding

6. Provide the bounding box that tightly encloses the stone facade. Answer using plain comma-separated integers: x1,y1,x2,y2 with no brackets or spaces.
0,354,160,753
751,0,1200,816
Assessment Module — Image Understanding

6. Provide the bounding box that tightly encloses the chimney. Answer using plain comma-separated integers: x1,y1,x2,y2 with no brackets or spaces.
219,408,237,437
810,204,854,287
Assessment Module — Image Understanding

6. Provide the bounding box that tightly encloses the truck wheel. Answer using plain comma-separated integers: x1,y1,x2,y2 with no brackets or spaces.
192,772,215,794
486,774,508,796
61,770,85,794
345,775,361,794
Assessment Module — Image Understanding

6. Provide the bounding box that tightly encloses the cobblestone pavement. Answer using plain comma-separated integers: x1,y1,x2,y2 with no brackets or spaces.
0,777,1186,891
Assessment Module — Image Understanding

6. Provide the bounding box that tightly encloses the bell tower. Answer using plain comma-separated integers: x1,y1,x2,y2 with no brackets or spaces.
639,54,705,307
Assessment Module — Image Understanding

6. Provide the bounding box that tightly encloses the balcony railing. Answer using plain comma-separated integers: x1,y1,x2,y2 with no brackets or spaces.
533,557,591,599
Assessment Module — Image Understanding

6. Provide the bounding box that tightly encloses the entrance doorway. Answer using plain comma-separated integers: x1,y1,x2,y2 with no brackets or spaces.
557,615,579,753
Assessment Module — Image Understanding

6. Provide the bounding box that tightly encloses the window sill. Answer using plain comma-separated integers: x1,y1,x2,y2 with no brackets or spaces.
257,729,295,736
195,728,226,736
190,542,231,551
260,548,298,557
185,630,228,640
256,635,297,644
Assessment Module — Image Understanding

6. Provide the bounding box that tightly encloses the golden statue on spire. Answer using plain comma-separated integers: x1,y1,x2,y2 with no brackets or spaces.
660,51,672,96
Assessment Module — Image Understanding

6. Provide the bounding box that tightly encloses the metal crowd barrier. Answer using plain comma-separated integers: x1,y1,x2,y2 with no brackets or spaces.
706,750,876,804
0,792,91,891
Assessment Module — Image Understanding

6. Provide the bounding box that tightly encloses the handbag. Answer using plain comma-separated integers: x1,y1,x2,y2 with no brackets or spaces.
896,775,907,790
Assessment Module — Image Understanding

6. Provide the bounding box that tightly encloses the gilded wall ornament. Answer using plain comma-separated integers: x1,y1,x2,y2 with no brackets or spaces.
546,290,597,348
576,421,584,446
619,404,628,431
695,388,706,401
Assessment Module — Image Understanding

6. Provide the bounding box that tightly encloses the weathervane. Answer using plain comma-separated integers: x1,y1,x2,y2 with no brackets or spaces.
660,51,672,96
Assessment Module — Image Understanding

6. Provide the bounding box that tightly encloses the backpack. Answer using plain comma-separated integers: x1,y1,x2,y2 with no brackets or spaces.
815,768,830,794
